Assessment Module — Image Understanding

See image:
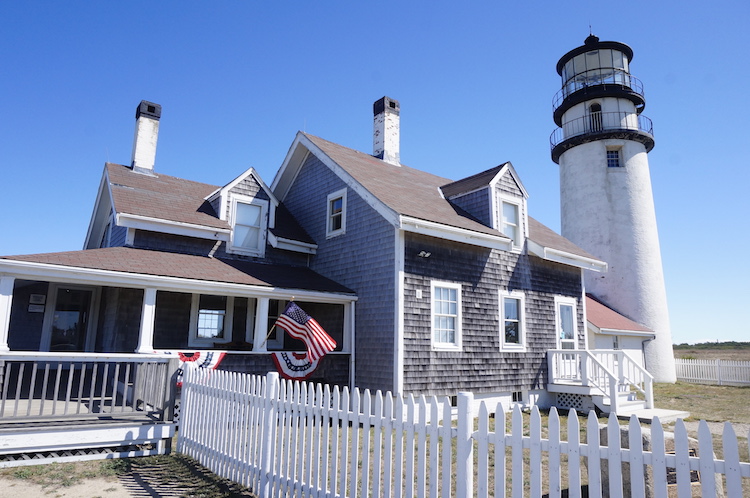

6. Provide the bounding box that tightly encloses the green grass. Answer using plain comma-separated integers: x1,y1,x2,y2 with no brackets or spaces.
654,381,750,424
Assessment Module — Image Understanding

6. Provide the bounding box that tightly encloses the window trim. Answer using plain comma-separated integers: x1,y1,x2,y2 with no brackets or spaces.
606,147,622,168
430,280,462,351
228,195,268,256
499,198,523,251
499,290,526,351
326,188,347,238
188,294,234,347
554,296,578,350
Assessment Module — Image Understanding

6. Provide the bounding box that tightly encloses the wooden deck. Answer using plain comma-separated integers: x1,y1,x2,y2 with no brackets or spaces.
0,352,179,467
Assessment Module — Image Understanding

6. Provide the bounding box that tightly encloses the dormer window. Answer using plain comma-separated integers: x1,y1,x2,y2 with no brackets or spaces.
229,195,268,256
326,188,347,238
501,200,521,249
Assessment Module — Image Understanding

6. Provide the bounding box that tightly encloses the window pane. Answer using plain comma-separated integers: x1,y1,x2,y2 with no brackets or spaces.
559,304,574,340
236,203,261,227
235,224,259,249
197,295,226,339
503,203,518,224
504,297,518,320
612,50,624,69
433,285,459,345
505,322,519,344
330,213,342,231
330,197,343,214
502,202,519,242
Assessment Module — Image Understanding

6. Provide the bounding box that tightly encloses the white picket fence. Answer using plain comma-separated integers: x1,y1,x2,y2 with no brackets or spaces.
675,358,750,386
177,368,750,497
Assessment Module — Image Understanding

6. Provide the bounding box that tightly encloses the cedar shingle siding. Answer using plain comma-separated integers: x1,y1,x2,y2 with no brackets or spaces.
134,231,216,255
449,188,492,226
282,154,397,392
402,233,583,396
109,225,128,247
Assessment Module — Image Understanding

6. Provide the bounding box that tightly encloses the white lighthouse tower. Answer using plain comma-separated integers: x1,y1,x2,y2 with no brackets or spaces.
551,35,676,382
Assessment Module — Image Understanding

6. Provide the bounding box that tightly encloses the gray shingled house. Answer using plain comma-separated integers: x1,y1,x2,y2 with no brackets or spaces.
0,98,655,414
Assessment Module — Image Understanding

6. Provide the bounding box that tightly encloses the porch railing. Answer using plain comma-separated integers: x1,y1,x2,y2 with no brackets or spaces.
548,349,654,412
0,352,179,423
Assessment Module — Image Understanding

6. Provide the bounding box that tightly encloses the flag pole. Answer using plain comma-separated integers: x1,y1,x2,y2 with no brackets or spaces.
259,324,278,349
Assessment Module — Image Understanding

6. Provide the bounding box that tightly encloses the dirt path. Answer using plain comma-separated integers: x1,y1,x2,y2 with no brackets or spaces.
0,455,256,498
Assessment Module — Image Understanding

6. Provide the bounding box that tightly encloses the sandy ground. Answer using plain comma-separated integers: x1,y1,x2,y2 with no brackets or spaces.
0,471,256,497
0,456,257,498
0,477,130,497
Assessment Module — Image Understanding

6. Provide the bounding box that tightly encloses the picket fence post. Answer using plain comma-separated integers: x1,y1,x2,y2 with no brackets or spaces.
456,392,474,498
260,371,279,498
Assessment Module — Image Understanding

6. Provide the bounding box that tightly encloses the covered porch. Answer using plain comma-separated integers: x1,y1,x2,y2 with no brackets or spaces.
0,247,357,386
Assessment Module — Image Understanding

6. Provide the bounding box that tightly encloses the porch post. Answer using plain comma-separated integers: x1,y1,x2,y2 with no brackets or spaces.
0,276,15,352
253,297,270,352
136,288,157,353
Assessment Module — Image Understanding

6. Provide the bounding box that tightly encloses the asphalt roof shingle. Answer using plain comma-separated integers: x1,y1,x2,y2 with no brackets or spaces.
1,247,353,294
107,163,229,230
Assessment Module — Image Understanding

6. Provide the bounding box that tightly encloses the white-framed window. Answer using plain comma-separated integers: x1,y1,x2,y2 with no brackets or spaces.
501,200,522,249
229,196,268,256
326,188,347,238
554,296,578,350
431,281,462,350
500,290,526,350
606,147,622,168
189,294,233,347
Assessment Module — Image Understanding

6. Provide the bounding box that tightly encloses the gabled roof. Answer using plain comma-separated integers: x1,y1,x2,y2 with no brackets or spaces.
304,133,504,237
273,132,607,270
107,163,229,231
272,133,512,250
440,162,528,199
0,247,353,298
586,294,653,335
205,167,280,222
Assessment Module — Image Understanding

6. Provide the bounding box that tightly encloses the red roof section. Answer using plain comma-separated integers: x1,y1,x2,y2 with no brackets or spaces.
586,294,652,333
107,163,230,230
1,247,353,294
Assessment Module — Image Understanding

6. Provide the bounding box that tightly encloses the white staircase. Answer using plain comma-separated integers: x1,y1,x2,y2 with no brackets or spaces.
547,349,654,416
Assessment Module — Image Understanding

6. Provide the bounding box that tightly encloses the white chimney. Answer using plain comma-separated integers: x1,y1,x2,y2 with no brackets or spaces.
130,100,161,173
373,96,400,166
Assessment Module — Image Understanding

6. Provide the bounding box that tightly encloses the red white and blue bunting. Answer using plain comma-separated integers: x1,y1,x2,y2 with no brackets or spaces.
271,351,320,380
159,351,226,386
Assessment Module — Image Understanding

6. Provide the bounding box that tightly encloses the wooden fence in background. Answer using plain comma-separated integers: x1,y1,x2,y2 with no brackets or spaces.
177,368,750,497
675,358,750,386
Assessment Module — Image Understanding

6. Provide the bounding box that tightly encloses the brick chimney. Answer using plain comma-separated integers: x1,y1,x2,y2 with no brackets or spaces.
373,96,400,166
130,100,161,174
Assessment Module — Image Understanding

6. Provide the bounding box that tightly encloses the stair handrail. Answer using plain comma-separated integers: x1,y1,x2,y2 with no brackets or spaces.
619,350,654,409
581,351,622,412
549,350,621,412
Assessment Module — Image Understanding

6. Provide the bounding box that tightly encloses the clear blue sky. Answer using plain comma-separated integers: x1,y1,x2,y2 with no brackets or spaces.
1,1,747,345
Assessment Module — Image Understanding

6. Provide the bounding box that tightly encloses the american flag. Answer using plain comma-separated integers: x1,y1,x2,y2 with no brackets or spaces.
274,302,337,361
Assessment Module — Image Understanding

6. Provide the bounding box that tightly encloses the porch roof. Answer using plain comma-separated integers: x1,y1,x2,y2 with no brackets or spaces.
0,247,354,295
586,294,653,334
